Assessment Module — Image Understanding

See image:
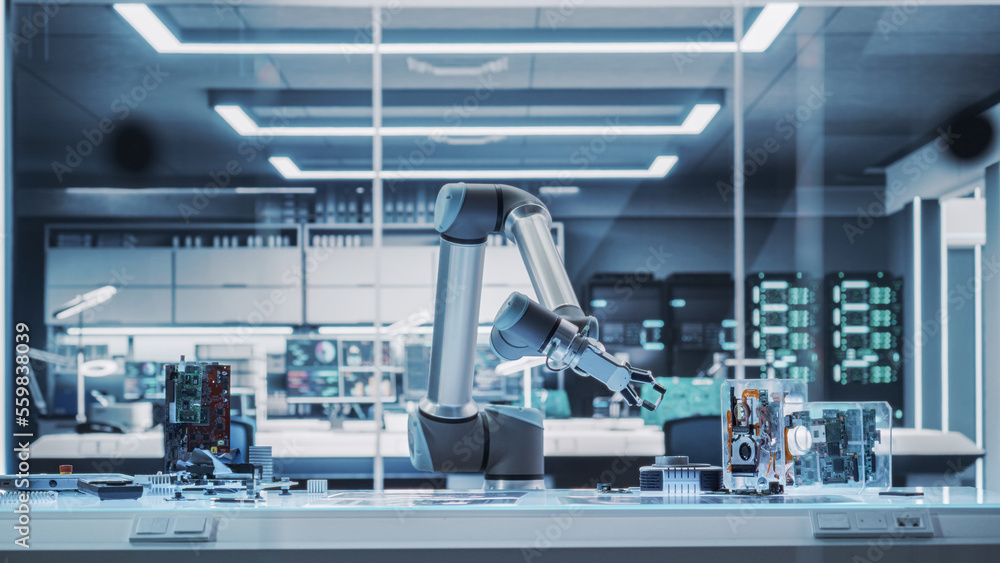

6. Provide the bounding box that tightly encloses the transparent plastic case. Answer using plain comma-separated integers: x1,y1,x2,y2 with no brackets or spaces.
784,401,892,492
721,379,807,494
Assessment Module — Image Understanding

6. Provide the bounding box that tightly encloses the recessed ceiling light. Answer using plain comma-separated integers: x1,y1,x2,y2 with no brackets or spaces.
116,3,797,55
740,4,799,53
64,186,316,194
269,155,677,180
215,104,721,137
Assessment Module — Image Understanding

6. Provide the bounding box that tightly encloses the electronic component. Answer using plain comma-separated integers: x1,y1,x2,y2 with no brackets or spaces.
826,273,904,421
163,356,231,472
786,402,892,491
722,379,807,494
640,376,721,429
248,446,273,483
0,473,133,491
307,479,328,494
747,273,821,382
77,478,143,500
639,456,723,494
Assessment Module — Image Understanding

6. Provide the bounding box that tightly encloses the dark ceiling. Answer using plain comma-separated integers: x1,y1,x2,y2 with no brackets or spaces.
11,2,1000,218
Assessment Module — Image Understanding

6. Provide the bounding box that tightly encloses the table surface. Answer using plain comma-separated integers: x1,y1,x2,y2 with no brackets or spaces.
5,486,1000,561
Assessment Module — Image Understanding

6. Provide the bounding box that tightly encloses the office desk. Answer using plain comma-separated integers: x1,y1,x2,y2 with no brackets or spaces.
3,487,998,562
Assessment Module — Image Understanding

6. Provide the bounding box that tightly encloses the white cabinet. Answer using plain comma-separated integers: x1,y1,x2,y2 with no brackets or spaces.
46,286,172,325
175,249,301,286
306,286,434,325
175,288,303,324
173,248,304,324
305,245,436,324
46,248,172,287
45,247,173,325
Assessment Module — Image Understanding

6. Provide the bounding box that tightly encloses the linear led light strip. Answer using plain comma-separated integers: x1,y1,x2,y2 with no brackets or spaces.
66,326,295,336
215,104,720,138
114,3,797,55
269,155,677,180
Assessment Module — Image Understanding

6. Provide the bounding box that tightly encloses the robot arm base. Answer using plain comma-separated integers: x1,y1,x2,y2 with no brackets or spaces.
408,405,545,487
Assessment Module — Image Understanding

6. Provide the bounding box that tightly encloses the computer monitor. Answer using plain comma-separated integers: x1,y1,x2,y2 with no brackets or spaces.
123,361,163,400
287,369,341,401
286,339,339,369
285,338,398,404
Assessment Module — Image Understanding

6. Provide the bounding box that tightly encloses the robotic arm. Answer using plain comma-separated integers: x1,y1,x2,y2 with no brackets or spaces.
407,183,665,489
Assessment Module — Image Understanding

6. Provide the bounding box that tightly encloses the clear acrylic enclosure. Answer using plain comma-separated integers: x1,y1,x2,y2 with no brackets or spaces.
721,379,808,493
785,401,892,492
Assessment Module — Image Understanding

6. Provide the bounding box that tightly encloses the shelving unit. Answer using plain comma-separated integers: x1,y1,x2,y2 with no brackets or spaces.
45,224,303,326
44,221,564,328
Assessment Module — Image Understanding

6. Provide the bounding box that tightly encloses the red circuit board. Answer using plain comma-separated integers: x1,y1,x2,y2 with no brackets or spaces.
164,361,230,470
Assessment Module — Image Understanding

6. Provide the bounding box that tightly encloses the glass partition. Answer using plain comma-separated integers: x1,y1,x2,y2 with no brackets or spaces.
7,1,1000,491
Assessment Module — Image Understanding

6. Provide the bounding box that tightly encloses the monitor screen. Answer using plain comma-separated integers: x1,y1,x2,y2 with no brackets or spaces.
123,361,163,400
287,369,341,401
286,339,339,369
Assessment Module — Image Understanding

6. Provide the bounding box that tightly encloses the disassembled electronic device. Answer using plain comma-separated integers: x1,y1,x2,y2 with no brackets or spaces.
722,379,891,494
723,379,806,494
785,401,891,490
164,356,231,472
639,456,723,494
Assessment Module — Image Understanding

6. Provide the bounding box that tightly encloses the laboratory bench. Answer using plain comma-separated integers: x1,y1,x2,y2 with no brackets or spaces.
27,419,984,488
2,487,999,562
26,417,666,488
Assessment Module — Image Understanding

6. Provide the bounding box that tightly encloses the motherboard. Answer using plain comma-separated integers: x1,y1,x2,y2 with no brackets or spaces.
787,407,883,488
163,357,231,472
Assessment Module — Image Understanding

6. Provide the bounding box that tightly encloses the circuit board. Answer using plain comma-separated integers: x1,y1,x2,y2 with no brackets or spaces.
788,407,882,487
746,273,821,382
164,359,231,471
725,387,782,493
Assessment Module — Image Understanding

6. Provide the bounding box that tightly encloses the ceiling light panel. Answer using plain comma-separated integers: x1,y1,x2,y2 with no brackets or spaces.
216,104,720,137
116,3,797,55
268,155,677,180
